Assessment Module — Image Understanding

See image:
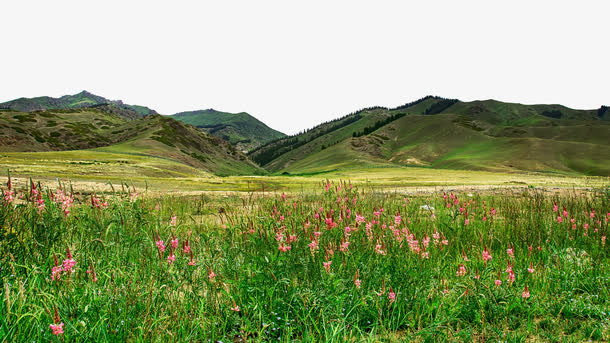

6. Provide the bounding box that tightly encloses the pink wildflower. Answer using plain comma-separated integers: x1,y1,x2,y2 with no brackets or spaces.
49,323,64,335
323,260,332,273
388,287,396,303
482,246,492,263
456,264,466,277
167,251,176,264
528,262,535,273
155,239,166,253
522,285,530,299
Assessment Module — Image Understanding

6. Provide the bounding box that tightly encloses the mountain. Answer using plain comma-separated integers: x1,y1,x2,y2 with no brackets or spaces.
250,97,610,176
170,109,285,151
0,91,157,118
0,107,263,176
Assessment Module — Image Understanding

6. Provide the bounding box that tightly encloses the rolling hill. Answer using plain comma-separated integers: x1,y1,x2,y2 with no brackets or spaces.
170,109,285,151
0,107,263,176
250,97,610,176
0,91,157,118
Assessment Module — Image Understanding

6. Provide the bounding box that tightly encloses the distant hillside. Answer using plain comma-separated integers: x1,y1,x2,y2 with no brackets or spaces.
250,97,610,176
0,108,263,176
170,109,285,151
0,91,157,118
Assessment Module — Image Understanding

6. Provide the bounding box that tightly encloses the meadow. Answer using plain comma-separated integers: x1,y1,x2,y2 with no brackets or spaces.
1,172,609,342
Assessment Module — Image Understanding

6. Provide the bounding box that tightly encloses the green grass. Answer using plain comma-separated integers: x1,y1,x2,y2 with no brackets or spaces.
1,178,609,341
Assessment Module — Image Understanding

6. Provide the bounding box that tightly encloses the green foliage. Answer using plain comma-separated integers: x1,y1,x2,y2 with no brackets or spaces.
0,180,609,341
424,98,459,114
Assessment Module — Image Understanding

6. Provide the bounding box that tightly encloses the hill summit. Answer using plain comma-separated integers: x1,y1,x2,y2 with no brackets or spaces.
0,91,157,118
170,109,285,151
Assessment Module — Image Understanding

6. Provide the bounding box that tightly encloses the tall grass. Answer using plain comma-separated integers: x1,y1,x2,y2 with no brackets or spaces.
1,179,609,341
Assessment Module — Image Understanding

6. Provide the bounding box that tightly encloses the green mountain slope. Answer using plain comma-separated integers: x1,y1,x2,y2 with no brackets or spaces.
0,91,157,118
0,108,263,176
251,97,610,176
170,109,285,151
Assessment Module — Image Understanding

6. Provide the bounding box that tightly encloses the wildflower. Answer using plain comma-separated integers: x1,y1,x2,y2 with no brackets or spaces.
323,261,332,273
557,216,563,223
482,246,492,263
464,218,470,226
495,272,502,286
286,234,297,244
231,301,240,312
522,285,530,299
278,243,291,252
170,214,177,226
456,264,466,277
62,248,76,273
308,239,319,254
355,214,365,224
432,230,440,241
462,251,470,262
208,269,217,281
527,262,535,273
155,239,166,253
50,306,64,335
339,240,350,252
374,242,386,255
36,192,45,213
354,270,362,289
422,235,430,248
182,240,191,254
188,252,196,266
171,237,179,249
388,287,396,303
87,265,98,282
51,265,63,281
394,214,401,225
421,251,429,259
167,251,176,264
507,247,514,259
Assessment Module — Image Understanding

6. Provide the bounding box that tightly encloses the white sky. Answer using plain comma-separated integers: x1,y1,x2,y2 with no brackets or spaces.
1,0,608,134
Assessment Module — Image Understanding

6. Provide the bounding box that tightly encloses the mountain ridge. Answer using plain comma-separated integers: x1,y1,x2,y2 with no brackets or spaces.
249,96,610,176
0,91,158,117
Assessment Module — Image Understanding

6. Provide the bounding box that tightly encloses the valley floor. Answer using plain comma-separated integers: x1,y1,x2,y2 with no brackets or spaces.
1,150,608,194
